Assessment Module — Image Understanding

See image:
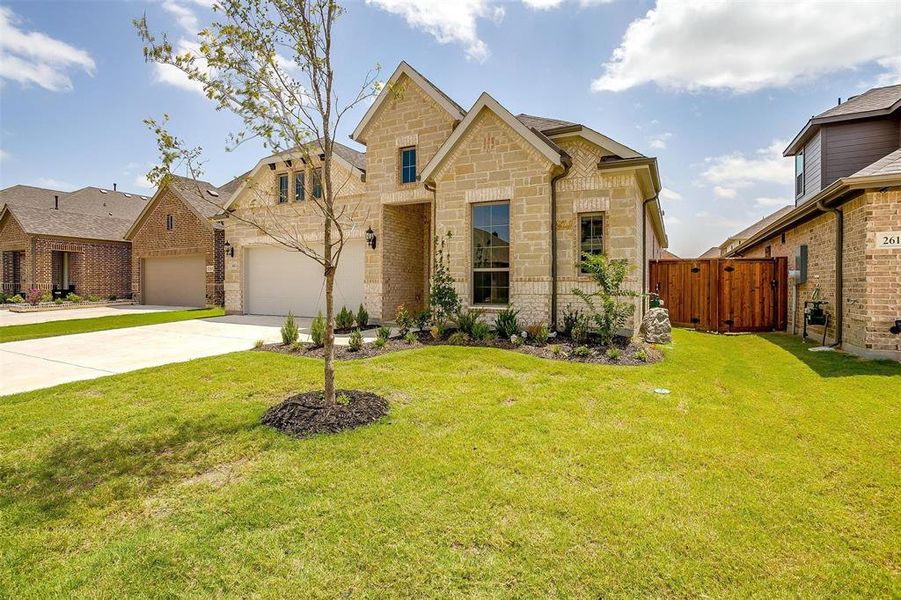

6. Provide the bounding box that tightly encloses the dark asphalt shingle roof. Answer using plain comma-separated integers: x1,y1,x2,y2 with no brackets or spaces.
851,148,901,178
515,114,578,132
815,84,901,119
0,184,66,211
3,204,134,241
730,206,795,241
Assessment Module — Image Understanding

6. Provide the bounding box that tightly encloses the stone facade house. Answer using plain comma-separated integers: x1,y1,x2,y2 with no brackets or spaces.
219,62,668,333
126,176,231,307
727,84,901,360
0,185,149,299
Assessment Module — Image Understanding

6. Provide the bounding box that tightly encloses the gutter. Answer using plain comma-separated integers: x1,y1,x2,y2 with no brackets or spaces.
816,198,844,347
641,196,657,315
549,156,572,330
424,180,437,285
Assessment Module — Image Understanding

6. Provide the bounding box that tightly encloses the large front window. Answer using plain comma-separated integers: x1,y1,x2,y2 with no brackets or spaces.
795,151,805,197
472,202,509,305
401,147,417,184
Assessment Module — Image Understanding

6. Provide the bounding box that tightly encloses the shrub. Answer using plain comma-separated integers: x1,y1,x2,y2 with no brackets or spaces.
606,347,621,360
348,329,363,351
86,294,101,303
455,307,484,335
415,309,430,331
573,253,640,347
377,324,391,341
560,305,584,336
26,288,42,306
448,331,470,345
550,344,562,357
429,232,460,324
281,311,299,345
108,294,117,301
310,311,326,346
7,294,24,304
336,306,355,330
574,345,591,357
525,323,550,345
40,291,53,303
289,341,303,351
404,331,417,344
471,321,492,341
632,349,649,362
356,304,369,328
510,334,524,348
254,339,265,349
374,336,387,349
395,304,414,335
570,315,591,345
494,306,520,339
429,322,445,340
54,297,64,305
66,293,82,303
0,292,6,304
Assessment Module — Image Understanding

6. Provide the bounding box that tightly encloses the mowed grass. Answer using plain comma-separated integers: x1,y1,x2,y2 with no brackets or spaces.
0,331,898,598
0,307,225,343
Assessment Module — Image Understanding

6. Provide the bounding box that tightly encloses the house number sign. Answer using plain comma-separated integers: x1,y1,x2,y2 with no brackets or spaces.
875,231,901,249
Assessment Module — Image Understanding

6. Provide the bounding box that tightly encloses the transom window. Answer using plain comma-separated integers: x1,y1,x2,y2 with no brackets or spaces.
795,151,805,197
400,147,417,184
312,168,322,199
278,173,289,203
472,202,510,305
165,214,174,231
295,172,305,202
579,213,604,273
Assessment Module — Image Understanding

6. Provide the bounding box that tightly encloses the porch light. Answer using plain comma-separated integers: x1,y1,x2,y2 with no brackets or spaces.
365,227,377,250
224,240,234,257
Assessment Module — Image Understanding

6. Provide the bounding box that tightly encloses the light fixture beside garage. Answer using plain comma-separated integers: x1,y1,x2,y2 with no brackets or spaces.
224,240,235,257
365,227,377,250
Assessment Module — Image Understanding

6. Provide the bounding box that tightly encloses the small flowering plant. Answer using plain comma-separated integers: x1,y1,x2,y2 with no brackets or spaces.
26,288,42,306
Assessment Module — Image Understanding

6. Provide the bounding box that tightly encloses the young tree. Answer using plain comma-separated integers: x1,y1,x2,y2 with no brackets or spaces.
135,0,380,404
573,253,640,346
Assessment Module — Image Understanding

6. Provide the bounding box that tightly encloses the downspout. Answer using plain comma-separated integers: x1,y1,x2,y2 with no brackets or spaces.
641,196,657,315
550,157,572,331
425,180,437,285
816,199,843,346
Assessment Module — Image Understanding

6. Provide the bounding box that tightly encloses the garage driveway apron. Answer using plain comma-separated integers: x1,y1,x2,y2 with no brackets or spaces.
0,315,378,395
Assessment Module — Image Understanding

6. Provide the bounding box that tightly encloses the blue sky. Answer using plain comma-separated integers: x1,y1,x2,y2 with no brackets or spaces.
0,0,898,256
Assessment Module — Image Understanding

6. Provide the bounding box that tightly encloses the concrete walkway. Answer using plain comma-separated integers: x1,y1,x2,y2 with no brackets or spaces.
0,304,189,327
0,315,382,395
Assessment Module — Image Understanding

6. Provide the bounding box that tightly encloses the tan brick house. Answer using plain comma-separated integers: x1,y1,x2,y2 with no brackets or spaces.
0,186,148,299
727,84,901,360
220,62,668,332
126,176,231,306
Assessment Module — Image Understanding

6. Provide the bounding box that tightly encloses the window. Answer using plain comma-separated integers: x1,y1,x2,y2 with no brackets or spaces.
795,151,805,197
312,168,322,199
165,214,174,231
579,214,604,272
400,147,417,184
295,172,305,202
278,173,289,203
472,202,509,305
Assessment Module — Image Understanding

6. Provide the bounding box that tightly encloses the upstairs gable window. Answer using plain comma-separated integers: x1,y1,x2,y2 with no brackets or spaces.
795,151,805,198
278,173,289,204
401,147,417,184
312,168,322,199
165,214,174,231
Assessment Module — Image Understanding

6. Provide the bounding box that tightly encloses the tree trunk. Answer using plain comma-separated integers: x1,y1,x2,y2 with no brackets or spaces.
323,224,336,405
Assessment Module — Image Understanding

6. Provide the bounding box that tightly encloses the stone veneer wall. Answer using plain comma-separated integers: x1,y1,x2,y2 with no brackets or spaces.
381,203,430,316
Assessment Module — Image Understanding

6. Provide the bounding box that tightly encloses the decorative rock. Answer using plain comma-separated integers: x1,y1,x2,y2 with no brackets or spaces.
640,307,672,344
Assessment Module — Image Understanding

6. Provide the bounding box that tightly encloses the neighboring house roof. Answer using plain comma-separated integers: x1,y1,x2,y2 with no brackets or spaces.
352,61,466,143
727,148,901,257
125,175,228,239
332,142,366,172
0,204,134,241
660,250,680,260
785,84,901,155
724,205,794,246
698,247,721,259
0,184,66,211
61,186,150,221
217,171,250,198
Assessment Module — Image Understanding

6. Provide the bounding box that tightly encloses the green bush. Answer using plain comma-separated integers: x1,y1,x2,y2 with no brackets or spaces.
54,297,64,305
525,323,550,345
573,253,640,346
281,311,299,345
606,347,621,360
404,331,417,345
570,315,591,345
0,292,6,304
471,321,492,341
454,307,484,335
447,331,470,345
7,294,24,304
415,310,430,331
254,339,265,349
108,294,117,301
574,345,591,357
429,232,460,324
336,306,355,330
374,336,387,349
377,324,391,341
348,329,363,351
494,307,520,339
395,304,414,335
40,291,54,303
560,305,584,336
86,294,101,303
550,344,562,356
632,349,648,362
510,334,524,348
66,293,82,303
356,304,369,328
310,311,326,346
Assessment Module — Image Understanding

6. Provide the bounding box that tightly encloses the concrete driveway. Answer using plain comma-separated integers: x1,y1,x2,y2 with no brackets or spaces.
0,315,382,395
0,304,189,326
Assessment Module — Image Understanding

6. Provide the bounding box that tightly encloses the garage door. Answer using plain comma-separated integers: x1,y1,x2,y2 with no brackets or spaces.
144,255,207,307
245,240,364,316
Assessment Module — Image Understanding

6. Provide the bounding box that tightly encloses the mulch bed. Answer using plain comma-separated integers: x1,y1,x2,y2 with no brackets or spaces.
259,330,662,366
261,389,389,439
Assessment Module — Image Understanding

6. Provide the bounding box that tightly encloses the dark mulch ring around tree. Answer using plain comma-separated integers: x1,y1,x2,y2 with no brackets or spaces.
261,389,389,439
258,330,662,365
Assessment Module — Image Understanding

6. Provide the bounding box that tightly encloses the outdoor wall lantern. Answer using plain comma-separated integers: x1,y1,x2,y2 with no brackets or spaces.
224,240,235,257
365,226,377,250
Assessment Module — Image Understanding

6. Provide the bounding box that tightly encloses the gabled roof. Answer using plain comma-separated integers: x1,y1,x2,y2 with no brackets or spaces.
851,147,901,177
660,250,680,260
351,61,466,143
420,93,566,183
0,184,66,211
726,205,794,244
785,84,901,155
698,247,721,259
125,175,227,239
0,204,134,241
515,114,577,132
62,186,150,221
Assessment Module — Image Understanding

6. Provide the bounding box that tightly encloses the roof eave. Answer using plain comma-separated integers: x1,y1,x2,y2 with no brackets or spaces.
784,99,901,155
596,156,667,247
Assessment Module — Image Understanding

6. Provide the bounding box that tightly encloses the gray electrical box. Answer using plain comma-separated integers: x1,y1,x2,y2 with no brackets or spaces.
795,244,808,284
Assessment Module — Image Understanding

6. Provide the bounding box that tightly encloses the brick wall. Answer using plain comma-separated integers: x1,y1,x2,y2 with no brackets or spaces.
382,203,430,316
33,237,131,298
0,212,30,292
864,189,901,357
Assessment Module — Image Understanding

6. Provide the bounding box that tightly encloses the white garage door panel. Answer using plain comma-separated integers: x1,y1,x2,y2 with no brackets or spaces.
246,241,364,316
144,255,207,307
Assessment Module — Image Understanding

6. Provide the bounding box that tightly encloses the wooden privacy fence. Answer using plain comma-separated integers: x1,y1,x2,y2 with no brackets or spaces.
649,258,787,333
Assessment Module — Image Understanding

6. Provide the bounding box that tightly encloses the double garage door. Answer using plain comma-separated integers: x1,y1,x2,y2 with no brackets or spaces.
143,255,207,307
245,241,364,317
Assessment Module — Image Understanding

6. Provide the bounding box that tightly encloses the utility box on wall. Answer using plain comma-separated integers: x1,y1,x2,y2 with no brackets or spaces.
795,244,808,284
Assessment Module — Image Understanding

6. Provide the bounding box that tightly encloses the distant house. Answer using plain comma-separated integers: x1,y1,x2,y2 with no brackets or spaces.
727,84,901,360
659,249,680,260
717,206,794,256
697,247,721,259
0,186,149,299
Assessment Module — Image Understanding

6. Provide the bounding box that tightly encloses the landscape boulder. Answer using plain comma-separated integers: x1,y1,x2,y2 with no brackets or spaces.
640,307,672,344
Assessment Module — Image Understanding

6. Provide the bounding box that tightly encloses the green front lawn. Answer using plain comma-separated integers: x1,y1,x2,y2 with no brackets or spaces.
1,331,898,597
0,307,225,343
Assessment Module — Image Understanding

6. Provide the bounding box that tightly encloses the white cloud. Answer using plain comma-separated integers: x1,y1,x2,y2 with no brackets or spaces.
592,0,901,93
161,1,199,33
366,0,504,62
754,196,790,208
713,186,737,199
132,174,155,190
0,6,95,92
659,187,682,202
874,55,901,87
664,214,681,225
522,0,563,8
0,148,9,162
701,140,792,189
35,177,77,191
153,38,207,95
648,131,672,150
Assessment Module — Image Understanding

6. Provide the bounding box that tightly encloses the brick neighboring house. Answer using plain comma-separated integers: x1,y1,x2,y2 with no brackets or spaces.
727,84,901,360
220,61,669,332
126,176,231,306
0,186,149,299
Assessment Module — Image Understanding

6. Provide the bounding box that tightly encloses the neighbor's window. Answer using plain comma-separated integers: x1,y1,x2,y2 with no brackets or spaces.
278,173,289,204
795,151,805,197
400,147,417,184
165,214,174,231
579,213,604,273
472,202,510,305
295,172,305,202
312,168,322,199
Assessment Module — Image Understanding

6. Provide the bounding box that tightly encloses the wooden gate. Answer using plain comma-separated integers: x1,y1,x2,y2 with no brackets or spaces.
649,258,787,333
